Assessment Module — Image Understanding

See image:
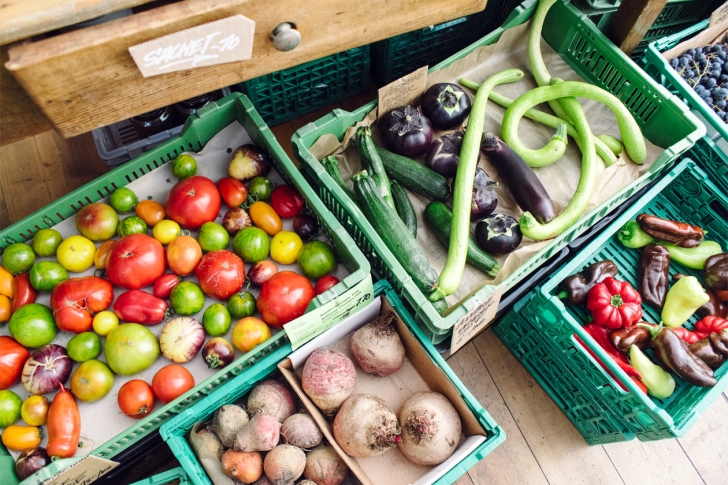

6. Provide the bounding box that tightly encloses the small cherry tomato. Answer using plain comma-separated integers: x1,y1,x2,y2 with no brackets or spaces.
167,235,203,276
153,220,181,245
249,201,282,236
315,275,340,295
0,295,10,323
218,177,248,207
136,200,166,226
92,311,119,336
152,365,195,404
153,273,183,299
118,380,155,419
270,185,304,218
2,425,42,451
0,266,14,298
232,317,271,353
94,239,117,270
270,231,303,265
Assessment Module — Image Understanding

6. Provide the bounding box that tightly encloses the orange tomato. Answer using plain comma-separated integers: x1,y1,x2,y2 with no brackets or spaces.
1,425,42,451
136,200,166,226
0,295,10,323
93,239,117,270
166,235,202,276
232,317,271,352
0,266,14,298
249,201,282,236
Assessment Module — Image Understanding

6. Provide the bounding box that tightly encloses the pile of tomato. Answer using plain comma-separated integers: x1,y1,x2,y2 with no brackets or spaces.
0,142,341,472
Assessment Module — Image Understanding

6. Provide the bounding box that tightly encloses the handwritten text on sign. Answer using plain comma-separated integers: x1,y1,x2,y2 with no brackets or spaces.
450,286,504,355
45,456,119,485
129,16,255,77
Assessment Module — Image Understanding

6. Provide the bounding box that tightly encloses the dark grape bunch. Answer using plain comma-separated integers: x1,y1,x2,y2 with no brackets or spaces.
670,41,728,123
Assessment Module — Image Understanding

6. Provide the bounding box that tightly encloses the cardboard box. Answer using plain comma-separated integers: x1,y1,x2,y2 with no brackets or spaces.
278,295,487,485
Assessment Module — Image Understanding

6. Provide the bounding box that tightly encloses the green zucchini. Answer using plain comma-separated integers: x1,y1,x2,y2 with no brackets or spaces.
321,155,359,206
432,297,449,316
390,180,417,238
355,127,394,209
424,201,501,278
375,146,450,201
352,171,439,295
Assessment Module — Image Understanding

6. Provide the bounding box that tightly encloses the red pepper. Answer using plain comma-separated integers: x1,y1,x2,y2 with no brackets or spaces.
583,323,629,365
574,335,644,393
693,316,728,340
0,336,30,390
586,277,643,329
113,290,169,325
10,273,37,314
153,274,182,300
629,376,648,394
46,384,80,459
50,276,114,333
671,327,701,344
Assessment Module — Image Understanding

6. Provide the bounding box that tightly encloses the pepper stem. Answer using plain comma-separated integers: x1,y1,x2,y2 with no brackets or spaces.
557,290,568,300
610,294,624,308
638,322,663,340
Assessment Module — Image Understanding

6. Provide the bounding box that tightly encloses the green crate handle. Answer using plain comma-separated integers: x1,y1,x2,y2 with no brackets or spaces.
129,467,189,485
653,18,709,52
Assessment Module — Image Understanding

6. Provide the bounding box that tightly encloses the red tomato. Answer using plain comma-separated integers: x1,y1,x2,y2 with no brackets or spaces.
0,336,30,390
195,250,245,300
113,290,169,325
314,275,340,295
166,235,202,276
118,380,155,419
106,234,166,290
165,176,221,229
270,185,304,218
50,276,114,333
257,271,315,327
218,177,248,207
152,364,195,404
153,274,182,299
10,274,37,315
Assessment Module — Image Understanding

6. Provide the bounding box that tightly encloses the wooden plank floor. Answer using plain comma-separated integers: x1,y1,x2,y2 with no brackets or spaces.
1,89,727,485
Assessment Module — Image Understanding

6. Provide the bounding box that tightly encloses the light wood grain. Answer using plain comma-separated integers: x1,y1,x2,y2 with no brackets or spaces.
603,438,704,485
5,0,485,137
678,395,728,485
0,0,156,46
605,0,669,55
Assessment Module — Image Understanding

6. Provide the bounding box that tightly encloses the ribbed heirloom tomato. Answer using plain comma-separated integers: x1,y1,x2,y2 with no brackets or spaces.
256,271,315,326
165,176,221,229
106,234,166,290
50,277,114,333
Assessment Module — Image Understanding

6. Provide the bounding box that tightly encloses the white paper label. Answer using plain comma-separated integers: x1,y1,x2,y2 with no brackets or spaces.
44,456,119,485
450,286,503,354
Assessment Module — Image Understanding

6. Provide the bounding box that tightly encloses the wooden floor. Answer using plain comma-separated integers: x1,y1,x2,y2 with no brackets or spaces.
1,91,727,485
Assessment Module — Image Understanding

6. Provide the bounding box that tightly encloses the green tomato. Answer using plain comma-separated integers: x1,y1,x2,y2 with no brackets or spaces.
297,241,337,279
248,177,274,202
170,281,205,315
109,187,139,214
105,323,160,376
202,303,232,336
171,154,198,179
198,222,230,252
227,291,256,319
117,216,148,237
8,303,57,348
232,227,270,263
2,243,35,275
29,261,69,292
32,229,63,257
70,359,115,402
67,332,102,362
0,390,22,428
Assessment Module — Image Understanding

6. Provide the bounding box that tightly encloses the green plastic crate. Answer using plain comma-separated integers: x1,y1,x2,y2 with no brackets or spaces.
577,0,718,15
130,468,190,485
0,93,370,485
370,0,522,85
160,280,505,485
495,159,728,444
291,0,704,344
641,18,728,197
236,45,370,126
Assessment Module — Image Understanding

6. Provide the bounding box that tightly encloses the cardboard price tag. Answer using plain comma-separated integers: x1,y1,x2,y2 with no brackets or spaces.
377,65,428,117
710,2,728,29
129,15,255,77
450,286,503,354
284,275,374,350
45,456,119,485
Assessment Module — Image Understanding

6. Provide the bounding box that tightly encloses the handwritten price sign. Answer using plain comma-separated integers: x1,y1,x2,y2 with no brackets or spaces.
129,16,255,77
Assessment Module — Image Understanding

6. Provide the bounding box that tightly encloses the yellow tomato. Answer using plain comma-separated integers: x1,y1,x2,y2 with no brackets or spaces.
249,201,282,236
93,239,117,270
56,235,96,273
0,266,14,298
93,311,119,336
1,425,42,451
153,220,181,245
21,395,49,426
232,317,271,353
270,231,303,265
0,295,11,323
135,200,166,227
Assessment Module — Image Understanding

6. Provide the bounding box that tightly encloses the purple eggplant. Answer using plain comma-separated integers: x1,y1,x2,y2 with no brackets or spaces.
453,167,498,220
425,131,466,179
380,105,434,157
421,83,472,129
475,214,523,255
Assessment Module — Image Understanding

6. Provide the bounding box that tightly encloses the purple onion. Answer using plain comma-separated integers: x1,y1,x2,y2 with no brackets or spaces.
15,447,52,480
202,338,236,369
22,344,72,395
380,105,434,157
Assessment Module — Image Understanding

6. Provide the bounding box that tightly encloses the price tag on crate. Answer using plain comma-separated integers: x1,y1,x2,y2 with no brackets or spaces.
45,456,119,485
129,15,255,77
450,285,503,354
284,275,374,350
377,65,428,117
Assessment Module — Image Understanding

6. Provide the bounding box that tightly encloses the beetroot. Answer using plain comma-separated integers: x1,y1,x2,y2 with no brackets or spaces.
397,392,461,465
333,394,400,458
211,404,249,448
247,380,296,424
281,413,323,449
350,312,405,377
251,477,274,485
235,414,281,452
221,449,263,483
303,445,349,485
302,348,357,417
263,444,306,485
